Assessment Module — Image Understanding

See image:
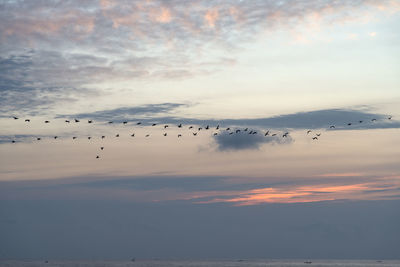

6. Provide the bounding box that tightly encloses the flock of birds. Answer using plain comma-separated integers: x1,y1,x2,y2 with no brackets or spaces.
6,115,394,159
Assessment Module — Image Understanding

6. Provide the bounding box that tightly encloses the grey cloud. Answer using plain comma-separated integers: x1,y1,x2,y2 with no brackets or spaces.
213,131,293,151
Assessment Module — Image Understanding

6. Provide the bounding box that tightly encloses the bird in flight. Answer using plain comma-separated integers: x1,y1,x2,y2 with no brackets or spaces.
88,120,93,123
316,133,321,137
163,133,167,136
265,131,270,136
11,140,16,143
13,117,18,120
108,121,113,124
307,130,312,134
330,125,335,129
152,123,157,126
123,121,128,125
347,123,352,126
115,134,119,137
102,136,105,139
25,119,30,122
193,132,198,136
216,125,220,130
145,134,150,137
205,125,210,130
74,119,80,123
178,134,182,138
65,120,70,123
54,136,58,139
37,137,41,141
131,133,135,137
45,120,50,123
100,147,104,150
189,126,193,129
388,116,392,120
96,155,100,159
164,125,169,129
136,122,142,125
73,137,77,140
283,132,289,138
312,137,318,140
88,137,92,140
371,118,377,122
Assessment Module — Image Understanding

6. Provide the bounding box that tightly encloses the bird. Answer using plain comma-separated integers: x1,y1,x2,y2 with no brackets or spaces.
252,132,257,135
123,121,128,125
136,122,142,125
101,136,105,139
25,119,30,122
226,127,230,131
316,133,321,137
96,155,100,159
37,137,41,141
213,133,218,136
72,137,77,140
115,134,119,137
74,119,80,122
11,140,16,143
152,123,157,126
88,120,93,123
145,134,150,137
88,137,91,140
265,131,270,136
283,132,289,138
65,120,70,123
216,125,220,130
244,128,248,131
312,137,318,140
108,121,113,124
205,125,210,130
359,120,363,123
13,116,18,120
131,133,135,137
164,125,168,129
189,126,193,129
178,124,182,128
193,132,197,136
198,127,202,131
163,133,167,136
347,123,352,126
371,118,377,122
45,120,50,123
329,125,335,129
54,136,58,139
178,134,182,138
388,116,392,120
100,147,104,150
229,132,233,135
271,133,277,136
236,129,241,133
307,130,312,134
249,130,253,134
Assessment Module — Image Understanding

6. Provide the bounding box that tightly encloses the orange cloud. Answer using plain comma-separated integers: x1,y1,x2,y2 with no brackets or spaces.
204,8,219,28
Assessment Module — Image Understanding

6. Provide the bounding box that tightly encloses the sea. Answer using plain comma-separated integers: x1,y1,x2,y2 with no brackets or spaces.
0,260,399,267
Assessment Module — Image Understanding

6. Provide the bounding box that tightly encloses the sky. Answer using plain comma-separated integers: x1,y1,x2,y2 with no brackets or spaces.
1,0,400,260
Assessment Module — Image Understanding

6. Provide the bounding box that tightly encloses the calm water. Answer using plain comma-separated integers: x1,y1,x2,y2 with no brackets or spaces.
1,260,399,267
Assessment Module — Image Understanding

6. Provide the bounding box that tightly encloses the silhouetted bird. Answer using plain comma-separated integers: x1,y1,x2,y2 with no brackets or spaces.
13,117,18,120
213,133,218,136
178,124,182,128
145,134,150,137
37,138,41,141
88,137,91,140
189,126,193,129
164,125,168,128
283,132,289,137
115,134,119,137
205,125,209,130
73,137,77,140
226,127,230,131
388,116,392,120
65,120,70,123
136,122,142,125
108,121,113,124
347,123,352,126
25,119,30,122
252,132,257,135
236,129,241,133
316,133,321,137
163,133,167,136
54,136,58,139
371,119,377,122
101,147,104,150
45,120,50,123
131,133,135,137
307,130,312,134
359,120,363,123
75,119,80,122
178,134,182,137
102,136,105,139
123,121,128,125
243,128,248,131
312,137,318,140
96,155,99,159
193,132,197,136
249,130,253,134
198,127,202,131
271,133,277,136
12,140,16,143
152,123,157,126
216,125,220,130
229,132,233,135
88,120,93,123
330,125,335,129
265,131,270,136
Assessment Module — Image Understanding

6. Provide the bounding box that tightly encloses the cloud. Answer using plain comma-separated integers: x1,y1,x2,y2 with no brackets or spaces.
213,131,293,151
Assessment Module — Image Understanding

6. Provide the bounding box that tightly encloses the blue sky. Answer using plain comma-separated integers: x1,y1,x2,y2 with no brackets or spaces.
0,0,400,260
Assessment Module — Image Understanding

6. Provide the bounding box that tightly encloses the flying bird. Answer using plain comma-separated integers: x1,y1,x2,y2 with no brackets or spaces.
152,123,157,126
316,133,321,137
25,119,30,122
283,132,289,138
359,120,363,123
74,119,80,123
164,125,169,129
388,116,392,120
307,130,312,134
371,118,377,122
13,117,18,120
178,134,182,138
73,137,77,140
347,123,352,126
244,128,248,131
312,137,318,140
136,122,142,125
96,155,100,159
229,132,234,135
123,121,128,125
88,120,93,123
145,134,150,137
100,147,104,150
189,126,193,129
265,131,270,136
88,137,91,140
101,136,105,139
271,133,277,136
108,121,113,124
236,129,241,133
115,134,119,137
45,120,50,123
216,125,220,130
205,125,210,130
330,125,335,129
37,137,41,141
198,127,202,131
163,133,167,136
226,127,230,131
65,120,70,123
54,136,58,139
11,140,16,143
252,132,257,135
131,133,135,137
193,132,197,136
213,133,218,136
178,124,182,128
